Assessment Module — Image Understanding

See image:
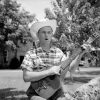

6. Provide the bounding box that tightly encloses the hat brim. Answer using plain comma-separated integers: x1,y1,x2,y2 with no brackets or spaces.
30,20,57,41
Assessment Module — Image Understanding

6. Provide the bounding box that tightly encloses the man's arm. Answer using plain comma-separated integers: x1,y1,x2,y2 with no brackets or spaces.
59,48,87,81
69,50,86,71
23,65,60,82
23,69,52,82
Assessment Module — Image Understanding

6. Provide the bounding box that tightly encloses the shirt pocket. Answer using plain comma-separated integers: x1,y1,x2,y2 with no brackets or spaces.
33,56,44,68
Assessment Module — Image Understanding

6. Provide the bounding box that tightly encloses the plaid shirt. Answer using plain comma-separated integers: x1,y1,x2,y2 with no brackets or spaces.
21,46,67,72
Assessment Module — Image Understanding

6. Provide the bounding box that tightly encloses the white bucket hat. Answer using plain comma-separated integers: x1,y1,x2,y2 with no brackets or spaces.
30,19,57,41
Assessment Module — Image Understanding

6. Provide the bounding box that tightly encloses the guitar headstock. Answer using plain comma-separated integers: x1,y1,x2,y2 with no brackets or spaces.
80,31,100,52
86,31,100,44
91,31,100,40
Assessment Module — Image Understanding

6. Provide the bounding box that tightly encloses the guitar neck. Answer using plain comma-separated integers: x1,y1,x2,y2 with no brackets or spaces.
60,33,100,79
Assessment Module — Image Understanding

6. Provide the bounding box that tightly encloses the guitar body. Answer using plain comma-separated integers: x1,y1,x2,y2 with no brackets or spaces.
31,75,61,99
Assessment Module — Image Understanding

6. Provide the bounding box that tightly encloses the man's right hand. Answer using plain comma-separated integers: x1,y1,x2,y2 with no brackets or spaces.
49,65,61,75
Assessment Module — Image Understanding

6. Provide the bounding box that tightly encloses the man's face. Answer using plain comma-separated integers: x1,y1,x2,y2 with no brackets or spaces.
37,26,53,43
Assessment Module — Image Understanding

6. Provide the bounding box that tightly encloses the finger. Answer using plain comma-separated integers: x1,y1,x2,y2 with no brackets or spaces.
56,72,60,75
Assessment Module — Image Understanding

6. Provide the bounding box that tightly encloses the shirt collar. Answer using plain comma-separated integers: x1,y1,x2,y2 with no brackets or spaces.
36,45,55,53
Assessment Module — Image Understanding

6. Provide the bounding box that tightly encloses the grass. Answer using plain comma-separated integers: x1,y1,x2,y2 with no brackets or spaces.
0,67,100,100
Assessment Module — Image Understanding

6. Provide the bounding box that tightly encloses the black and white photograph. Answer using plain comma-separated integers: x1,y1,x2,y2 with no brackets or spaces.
0,0,100,100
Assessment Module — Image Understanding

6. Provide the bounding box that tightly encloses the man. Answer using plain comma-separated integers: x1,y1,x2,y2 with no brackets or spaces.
21,19,89,100
21,19,69,100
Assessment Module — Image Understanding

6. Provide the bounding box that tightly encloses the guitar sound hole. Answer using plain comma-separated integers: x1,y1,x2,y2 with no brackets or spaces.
49,75,56,80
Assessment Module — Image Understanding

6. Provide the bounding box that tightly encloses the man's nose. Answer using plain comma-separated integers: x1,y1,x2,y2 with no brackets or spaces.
45,33,48,37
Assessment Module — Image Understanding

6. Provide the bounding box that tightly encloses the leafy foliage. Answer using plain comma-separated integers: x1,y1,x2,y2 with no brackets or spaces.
45,0,100,50
0,0,35,51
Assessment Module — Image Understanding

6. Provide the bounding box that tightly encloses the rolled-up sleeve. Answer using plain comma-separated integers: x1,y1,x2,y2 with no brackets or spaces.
61,54,67,62
58,49,68,62
21,51,34,71
61,51,70,62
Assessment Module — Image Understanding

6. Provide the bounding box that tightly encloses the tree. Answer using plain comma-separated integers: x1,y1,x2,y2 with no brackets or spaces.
0,0,36,68
0,0,36,52
45,0,100,47
45,0,100,66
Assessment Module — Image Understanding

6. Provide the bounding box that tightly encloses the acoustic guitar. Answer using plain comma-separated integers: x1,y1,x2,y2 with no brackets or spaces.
31,32,100,99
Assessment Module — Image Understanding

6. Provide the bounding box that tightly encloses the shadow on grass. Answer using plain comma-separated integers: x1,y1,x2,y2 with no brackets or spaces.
64,69,100,85
80,70,100,75
64,76,93,84
0,88,28,100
